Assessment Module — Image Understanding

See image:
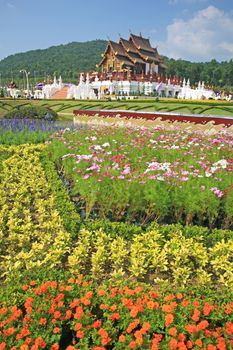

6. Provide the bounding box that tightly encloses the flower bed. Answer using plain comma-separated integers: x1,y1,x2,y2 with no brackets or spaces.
0,276,232,349
67,227,233,288
0,145,70,280
47,123,233,228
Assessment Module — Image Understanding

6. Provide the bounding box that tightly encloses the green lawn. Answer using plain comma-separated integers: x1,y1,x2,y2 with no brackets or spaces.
1,98,233,118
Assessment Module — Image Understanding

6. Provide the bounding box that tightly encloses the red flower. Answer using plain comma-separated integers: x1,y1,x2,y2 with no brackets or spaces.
74,306,84,319
39,318,47,326
195,339,202,347
53,327,60,334
98,289,105,296
169,339,178,349
169,327,177,337
76,330,85,339
30,280,37,286
100,304,108,310
203,302,214,316
128,341,136,349
186,324,198,334
225,305,232,315
130,306,139,318
65,310,72,320
165,313,174,327
74,323,82,331
53,311,61,319
93,320,102,328
191,309,200,322
109,312,120,321
198,320,209,330
4,327,15,336
225,321,233,335
22,284,29,291
207,345,217,350
69,298,79,308
119,334,126,342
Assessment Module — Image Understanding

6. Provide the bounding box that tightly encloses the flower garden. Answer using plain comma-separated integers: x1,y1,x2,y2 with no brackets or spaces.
0,112,233,349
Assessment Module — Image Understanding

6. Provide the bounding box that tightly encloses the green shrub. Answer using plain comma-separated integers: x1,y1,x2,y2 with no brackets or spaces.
40,150,81,238
4,105,58,120
83,218,142,240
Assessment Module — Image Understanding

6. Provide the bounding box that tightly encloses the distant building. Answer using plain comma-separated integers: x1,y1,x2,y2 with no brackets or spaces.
97,33,166,76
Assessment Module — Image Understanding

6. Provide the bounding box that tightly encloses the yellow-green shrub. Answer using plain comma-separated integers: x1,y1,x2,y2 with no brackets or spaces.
0,145,70,279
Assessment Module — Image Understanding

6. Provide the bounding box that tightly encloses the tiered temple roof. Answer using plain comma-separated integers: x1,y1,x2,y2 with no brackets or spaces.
98,32,166,74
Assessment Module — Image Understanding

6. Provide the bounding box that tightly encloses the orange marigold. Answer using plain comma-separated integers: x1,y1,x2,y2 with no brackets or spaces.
128,341,136,349
142,322,151,332
109,313,120,321
186,324,198,334
191,309,201,322
53,328,60,334
76,330,84,339
169,338,178,350
195,339,202,347
39,318,47,326
186,340,193,349
4,327,15,336
225,321,233,335
119,334,126,342
165,313,174,327
74,306,84,319
203,302,214,316
93,320,102,328
169,327,177,337
207,345,217,350
98,289,105,296
74,323,82,331
198,320,209,330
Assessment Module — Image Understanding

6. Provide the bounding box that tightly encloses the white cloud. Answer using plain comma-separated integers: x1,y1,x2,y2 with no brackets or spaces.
155,6,233,62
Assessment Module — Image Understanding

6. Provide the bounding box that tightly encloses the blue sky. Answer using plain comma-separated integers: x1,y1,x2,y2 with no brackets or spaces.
0,0,233,62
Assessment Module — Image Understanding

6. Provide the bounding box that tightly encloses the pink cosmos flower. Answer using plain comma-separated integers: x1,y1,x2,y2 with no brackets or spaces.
210,187,224,198
122,166,131,175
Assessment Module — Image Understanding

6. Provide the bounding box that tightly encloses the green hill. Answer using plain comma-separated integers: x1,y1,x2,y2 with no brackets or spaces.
0,40,107,85
0,39,233,90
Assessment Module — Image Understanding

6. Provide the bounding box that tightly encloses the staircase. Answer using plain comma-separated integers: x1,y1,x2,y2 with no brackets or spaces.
50,86,69,99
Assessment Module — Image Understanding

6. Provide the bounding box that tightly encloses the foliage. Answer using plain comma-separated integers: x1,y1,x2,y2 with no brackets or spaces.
47,124,233,228
165,57,233,90
0,145,70,281
67,227,233,288
4,105,58,120
0,39,233,89
83,219,142,240
40,150,81,238
1,99,233,120
0,275,233,349
0,40,107,85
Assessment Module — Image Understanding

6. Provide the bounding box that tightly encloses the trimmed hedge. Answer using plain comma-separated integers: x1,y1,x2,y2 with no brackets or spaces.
4,105,58,120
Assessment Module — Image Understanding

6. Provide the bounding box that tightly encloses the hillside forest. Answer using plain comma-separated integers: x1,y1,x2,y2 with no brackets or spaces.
0,40,233,91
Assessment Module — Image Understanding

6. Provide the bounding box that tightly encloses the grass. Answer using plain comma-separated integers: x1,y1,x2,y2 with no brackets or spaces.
0,98,233,118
